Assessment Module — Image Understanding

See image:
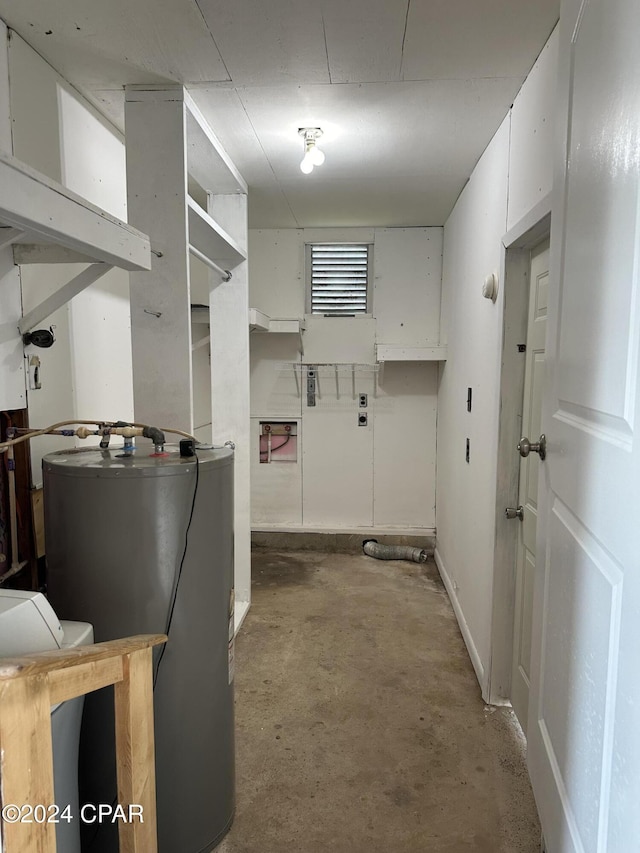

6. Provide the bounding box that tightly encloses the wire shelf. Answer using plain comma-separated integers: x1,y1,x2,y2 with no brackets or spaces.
276,362,379,374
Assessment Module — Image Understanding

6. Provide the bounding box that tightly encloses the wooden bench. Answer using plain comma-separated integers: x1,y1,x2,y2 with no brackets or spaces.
0,633,167,852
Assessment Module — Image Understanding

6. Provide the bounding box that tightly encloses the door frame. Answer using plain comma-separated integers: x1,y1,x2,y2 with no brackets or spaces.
486,193,552,707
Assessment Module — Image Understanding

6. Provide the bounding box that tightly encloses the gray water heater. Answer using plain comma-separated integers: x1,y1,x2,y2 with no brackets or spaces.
44,445,235,853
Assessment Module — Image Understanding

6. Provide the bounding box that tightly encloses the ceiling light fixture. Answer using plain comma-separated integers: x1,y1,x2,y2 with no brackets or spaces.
299,128,325,174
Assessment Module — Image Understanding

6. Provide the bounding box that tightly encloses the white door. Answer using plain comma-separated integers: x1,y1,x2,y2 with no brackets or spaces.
511,239,549,732
528,0,640,851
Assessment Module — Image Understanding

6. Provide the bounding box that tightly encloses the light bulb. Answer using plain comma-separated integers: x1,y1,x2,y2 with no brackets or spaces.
298,128,325,173
310,146,325,166
300,153,314,174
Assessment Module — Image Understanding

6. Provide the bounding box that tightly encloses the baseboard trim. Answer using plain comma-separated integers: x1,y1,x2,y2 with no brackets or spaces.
252,530,435,554
434,546,486,694
234,598,250,635
252,525,435,537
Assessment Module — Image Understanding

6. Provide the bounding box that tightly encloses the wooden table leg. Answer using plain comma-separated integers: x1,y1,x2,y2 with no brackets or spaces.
114,647,158,853
0,675,56,853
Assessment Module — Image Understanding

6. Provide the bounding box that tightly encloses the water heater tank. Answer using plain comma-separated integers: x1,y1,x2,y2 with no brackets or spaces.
44,445,235,853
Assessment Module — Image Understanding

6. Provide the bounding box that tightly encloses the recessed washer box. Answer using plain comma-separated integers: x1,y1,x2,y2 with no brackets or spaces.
260,421,298,462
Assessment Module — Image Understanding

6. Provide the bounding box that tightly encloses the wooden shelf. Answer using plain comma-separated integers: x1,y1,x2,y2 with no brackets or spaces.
188,197,246,272
0,153,151,272
375,345,448,362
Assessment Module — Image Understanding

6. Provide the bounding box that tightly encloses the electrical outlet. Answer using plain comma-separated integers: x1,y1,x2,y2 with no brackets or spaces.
359,393,368,408
307,365,317,407
358,413,368,427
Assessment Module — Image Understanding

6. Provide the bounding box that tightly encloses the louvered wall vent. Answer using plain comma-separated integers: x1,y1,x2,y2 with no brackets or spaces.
308,244,371,316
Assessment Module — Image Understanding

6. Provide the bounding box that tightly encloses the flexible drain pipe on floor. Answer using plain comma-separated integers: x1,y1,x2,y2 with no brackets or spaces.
363,539,428,564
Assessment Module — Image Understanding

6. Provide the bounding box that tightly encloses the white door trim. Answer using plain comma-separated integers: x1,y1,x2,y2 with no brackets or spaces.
486,192,552,706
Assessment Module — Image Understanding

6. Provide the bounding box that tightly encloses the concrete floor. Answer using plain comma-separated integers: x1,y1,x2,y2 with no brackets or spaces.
217,550,541,853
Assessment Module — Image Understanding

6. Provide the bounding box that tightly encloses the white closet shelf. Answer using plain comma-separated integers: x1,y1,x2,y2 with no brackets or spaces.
249,309,303,335
269,319,302,334
249,310,304,354
0,153,151,271
188,197,246,271
125,86,247,197
375,345,448,362
191,305,210,324
184,92,247,196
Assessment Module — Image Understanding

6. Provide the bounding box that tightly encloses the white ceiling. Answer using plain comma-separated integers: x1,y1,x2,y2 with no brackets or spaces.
0,0,559,228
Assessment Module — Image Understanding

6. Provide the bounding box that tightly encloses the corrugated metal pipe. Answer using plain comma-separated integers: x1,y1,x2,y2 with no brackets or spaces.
362,539,428,563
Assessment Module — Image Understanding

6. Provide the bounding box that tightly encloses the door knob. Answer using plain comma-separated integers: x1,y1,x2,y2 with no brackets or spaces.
518,434,546,460
505,506,524,521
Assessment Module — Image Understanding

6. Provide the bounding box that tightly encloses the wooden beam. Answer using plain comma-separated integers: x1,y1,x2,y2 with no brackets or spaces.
49,657,124,705
0,675,56,853
114,647,159,853
18,263,112,335
0,634,166,682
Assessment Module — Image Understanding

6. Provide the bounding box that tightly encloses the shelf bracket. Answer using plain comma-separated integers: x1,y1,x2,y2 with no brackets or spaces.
19,263,113,335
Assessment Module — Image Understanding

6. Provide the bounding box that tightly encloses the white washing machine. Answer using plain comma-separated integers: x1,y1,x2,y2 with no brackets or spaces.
0,590,93,853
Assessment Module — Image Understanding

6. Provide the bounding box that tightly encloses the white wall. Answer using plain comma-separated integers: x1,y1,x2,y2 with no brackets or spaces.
435,29,558,694
0,23,25,415
58,87,134,426
5,31,134,485
249,226,441,533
